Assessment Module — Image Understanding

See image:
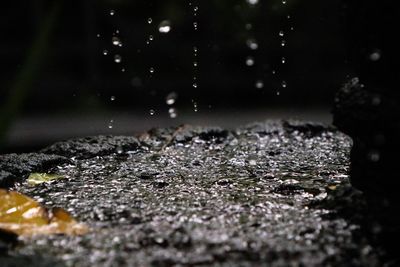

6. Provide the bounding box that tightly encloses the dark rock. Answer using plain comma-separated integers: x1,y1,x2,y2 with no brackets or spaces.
2,121,386,266
0,229,18,254
0,153,68,188
41,135,140,159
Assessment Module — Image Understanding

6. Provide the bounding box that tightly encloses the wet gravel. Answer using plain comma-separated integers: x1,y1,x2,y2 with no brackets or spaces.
1,120,383,266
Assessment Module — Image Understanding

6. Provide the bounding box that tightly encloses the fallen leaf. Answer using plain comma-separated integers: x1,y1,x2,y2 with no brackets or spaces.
27,173,64,185
0,189,88,236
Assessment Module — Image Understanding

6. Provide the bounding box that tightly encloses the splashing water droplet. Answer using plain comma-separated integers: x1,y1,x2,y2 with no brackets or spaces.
158,20,172,33
255,80,264,89
112,37,121,46
246,56,255,66
114,55,122,63
166,92,178,105
246,39,258,50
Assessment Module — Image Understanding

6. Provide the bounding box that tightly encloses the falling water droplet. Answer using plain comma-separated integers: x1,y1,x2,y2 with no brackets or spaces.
147,18,153,24
279,31,285,37
166,92,178,105
246,56,255,66
281,81,287,88
149,109,155,116
282,0,287,4
247,0,259,5
108,119,114,129
103,50,108,56
193,101,198,112
110,96,116,101
158,20,172,33
169,108,178,118
255,80,264,89
149,67,155,74
193,22,198,30
96,34,101,38
110,10,115,16
194,6,199,12
281,57,286,64
112,37,121,46
193,61,198,67
114,55,122,63
369,50,381,61
246,39,258,50
281,40,286,47
193,83,198,88
149,35,154,41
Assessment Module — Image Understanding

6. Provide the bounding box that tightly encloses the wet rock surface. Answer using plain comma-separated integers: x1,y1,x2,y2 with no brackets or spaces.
0,121,386,266
0,153,69,188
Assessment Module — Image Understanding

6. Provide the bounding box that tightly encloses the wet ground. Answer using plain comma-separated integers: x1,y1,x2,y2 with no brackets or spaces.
0,120,384,266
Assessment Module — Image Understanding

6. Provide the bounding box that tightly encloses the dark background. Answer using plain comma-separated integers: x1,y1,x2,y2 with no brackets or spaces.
0,0,352,153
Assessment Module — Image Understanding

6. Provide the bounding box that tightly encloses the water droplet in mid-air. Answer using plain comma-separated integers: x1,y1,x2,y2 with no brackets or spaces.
110,96,116,101
369,50,381,61
103,50,108,56
112,37,121,46
149,109,155,116
246,56,255,66
108,120,114,129
193,83,198,88
247,0,259,5
147,18,153,24
281,40,286,47
281,57,286,64
246,39,258,50
281,81,287,88
114,55,122,63
279,30,284,37
110,10,115,16
169,108,178,118
149,67,155,74
255,80,264,89
158,20,172,33
166,92,178,105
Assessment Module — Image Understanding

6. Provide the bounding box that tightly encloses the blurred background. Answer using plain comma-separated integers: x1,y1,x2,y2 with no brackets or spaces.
0,0,352,153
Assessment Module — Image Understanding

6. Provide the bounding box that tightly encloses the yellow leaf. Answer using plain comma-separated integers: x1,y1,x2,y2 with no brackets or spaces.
27,173,64,185
0,189,88,236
